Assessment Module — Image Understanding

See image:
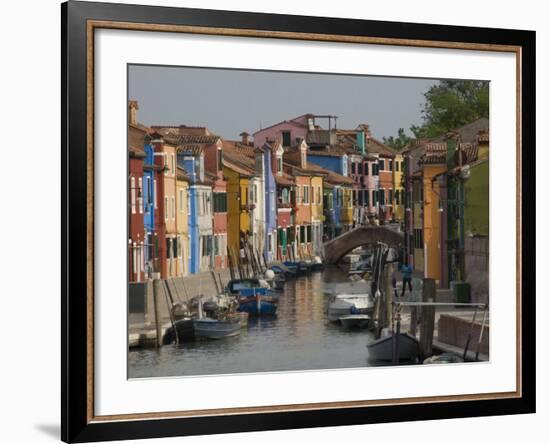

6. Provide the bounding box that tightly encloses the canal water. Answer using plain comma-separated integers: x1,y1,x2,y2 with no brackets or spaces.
128,266,376,378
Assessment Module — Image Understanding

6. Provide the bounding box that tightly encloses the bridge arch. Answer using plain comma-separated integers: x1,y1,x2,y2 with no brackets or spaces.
323,226,404,263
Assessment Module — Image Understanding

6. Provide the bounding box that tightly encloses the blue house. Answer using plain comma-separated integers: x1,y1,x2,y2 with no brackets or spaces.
308,151,353,240
178,153,200,274
263,142,278,262
142,140,156,276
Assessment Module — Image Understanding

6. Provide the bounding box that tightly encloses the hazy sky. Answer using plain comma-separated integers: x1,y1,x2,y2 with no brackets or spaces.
129,65,438,141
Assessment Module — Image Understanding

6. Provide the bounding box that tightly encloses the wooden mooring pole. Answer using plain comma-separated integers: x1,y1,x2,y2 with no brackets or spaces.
419,278,436,359
152,275,163,348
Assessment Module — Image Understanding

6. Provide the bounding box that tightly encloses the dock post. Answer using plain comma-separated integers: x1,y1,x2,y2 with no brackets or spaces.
419,278,436,359
152,274,163,348
385,262,397,329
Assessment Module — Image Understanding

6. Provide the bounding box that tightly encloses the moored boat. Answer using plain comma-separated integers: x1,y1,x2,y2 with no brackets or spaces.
327,293,374,322
366,333,420,363
339,314,370,329
237,288,278,316
193,317,241,339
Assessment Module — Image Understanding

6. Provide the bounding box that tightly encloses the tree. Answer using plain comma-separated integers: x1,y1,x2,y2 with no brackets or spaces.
411,80,489,138
383,80,489,144
383,128,413,151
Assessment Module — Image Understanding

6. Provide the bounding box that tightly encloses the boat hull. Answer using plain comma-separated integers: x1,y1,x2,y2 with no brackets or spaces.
237,299,278,316
367,333,420,362
339,315,370,329
193,318,241,339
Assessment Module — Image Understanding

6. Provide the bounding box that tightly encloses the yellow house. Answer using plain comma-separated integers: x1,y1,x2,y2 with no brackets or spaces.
175,167,190,277
222,141,255,258
340,186,354,231
392,153,405,222
310,175,324,255
413,143,447,284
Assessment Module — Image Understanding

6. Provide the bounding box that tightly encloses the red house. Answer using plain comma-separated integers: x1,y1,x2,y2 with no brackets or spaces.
128,109,147,282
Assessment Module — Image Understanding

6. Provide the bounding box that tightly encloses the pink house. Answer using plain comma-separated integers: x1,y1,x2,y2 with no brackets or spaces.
253,115,309,148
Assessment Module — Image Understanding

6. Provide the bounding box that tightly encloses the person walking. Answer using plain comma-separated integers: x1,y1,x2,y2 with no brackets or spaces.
400,262,413,298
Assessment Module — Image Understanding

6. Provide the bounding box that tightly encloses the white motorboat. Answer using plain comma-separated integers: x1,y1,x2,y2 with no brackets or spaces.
339,314,371,329
327,293,374,322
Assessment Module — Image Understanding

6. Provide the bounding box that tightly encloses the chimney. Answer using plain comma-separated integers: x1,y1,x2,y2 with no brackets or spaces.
128,101,139,125
240,132,250,145
266,139,279,176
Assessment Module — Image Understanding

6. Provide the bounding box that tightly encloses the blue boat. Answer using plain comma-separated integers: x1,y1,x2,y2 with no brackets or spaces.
226,279,277,297
236,288,278,316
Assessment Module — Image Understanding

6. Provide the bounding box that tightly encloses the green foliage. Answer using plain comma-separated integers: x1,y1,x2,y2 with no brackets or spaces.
382,128,413,151
411,80,489,138
383,80,489,144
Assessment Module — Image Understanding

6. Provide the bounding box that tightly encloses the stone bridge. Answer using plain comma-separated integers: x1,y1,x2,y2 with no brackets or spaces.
323,225,404,263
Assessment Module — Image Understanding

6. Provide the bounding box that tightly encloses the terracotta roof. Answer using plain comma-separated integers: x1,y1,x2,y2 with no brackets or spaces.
177,145,205,156
461,143,479,164
418,142,447,165
252,114,308,136
275,172,295,186
477,130,489,143
151,125,213,137
222,140,256,176
324,169,356,186
366,137,395,156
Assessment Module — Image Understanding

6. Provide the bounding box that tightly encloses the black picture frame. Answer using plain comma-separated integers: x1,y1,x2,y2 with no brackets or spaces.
62,1,536,442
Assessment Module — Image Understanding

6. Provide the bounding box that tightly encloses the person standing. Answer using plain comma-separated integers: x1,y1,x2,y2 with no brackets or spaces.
400,262,413,297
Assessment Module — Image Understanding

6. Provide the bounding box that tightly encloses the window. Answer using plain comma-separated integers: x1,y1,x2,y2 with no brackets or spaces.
351,162,356,175
282,188,289,204
300,226,306,243
365,190,370,207
372,163,379,176
198,192,204,215
303,186,309,204
378,159,385,171
364,162,369,176
372,190,378,205
278,156,283,173
268,233,272,253
213,192,227,212
138,178,143,214
395,161,400,172
395,190,400,205
179,188,184,213
253,185,258,204
306,225,312,243
318,186,321,204
414,229,424,249
164,196,169,221
389,160,393,171
187,190,191,216
217,148,222,171
171,154,175,175
282,131,291,147
358,162,363,175
214,235,219,256
378,189,385,205
171,196,175,220
130,177,136,214
389,190,393,205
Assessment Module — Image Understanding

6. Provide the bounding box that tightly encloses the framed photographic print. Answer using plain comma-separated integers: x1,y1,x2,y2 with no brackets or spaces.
61,0,535,442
